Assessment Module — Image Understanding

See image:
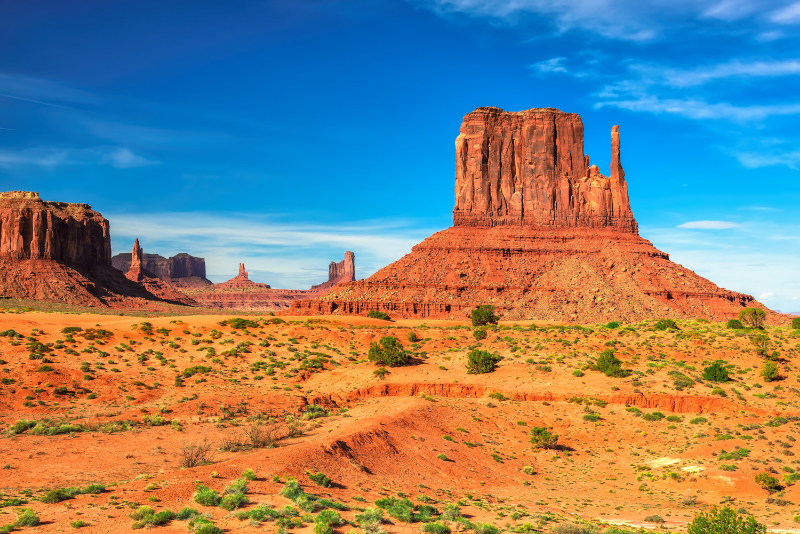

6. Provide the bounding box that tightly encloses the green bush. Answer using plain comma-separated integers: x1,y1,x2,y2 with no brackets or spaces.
750,334,770,358
41,487,81,503
473,523,500,534
726,319,744,329
368,337,409,367
739,308,766,329
241,468,257,481
654,318,679,331
308,472,332,487
367,310,391,321
793,318,800,330
423,523,451,534
375,497,414,523
465,349,502,374
594,349,630,378
220,318,259,329
471,305,499,327
605,321,620,329
702,362,730,382
754,472,781,492
407,331,418,342
761,361,779,382
315,510,345,534
473,328,488,341
193,485,221,507
687,506,765,534
355,508,384,534
219,492,247,511
530,426,558,449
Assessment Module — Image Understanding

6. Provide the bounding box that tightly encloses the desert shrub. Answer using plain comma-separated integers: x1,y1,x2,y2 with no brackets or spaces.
423,523,451,534
280,480,304,501
530,426,558,449
727,319,744,329
41,487,81,503
739,308,766,329
179,437,214,468
471,305,499,327
308,472,332,487
315,510,345,534
375,497,414,523
368,337,408,367
687,506,765,534
642,411,665,422
750,334,770,358
355,508,384,534
193,485,221,507
550,523,598,534
793,318,800,330
473,328,488,341
182,365,212,377
654,318,679,331
473,523,500,534
220,318,259,329
220,492,248,511
466,349,502,374
605,321,620,329
12,508,39,528
761,361,779,382
367,310,391,321
594,349,630,378
441,503,461,521
242,469,257,481
754,472,781,492
71,520,89,528
407,331,418,342
702,362,730,382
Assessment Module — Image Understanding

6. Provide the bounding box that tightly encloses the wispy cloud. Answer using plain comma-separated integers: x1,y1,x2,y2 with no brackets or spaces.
771,1,800,23
0,146,158,169
677,220,741,229
736,148,800,169
596,96,800,122
0,73,99,109
528,57,588,77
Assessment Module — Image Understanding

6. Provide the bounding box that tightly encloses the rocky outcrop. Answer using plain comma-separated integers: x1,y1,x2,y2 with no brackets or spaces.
453,107,637,232
311,251,355,291
216,263,270,289
289,107,769,322
112,250,211,287
123,239,197,306
0,191,195,308
0,191,111,264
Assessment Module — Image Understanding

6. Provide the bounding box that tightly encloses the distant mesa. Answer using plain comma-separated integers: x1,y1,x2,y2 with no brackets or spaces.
290,106,767,322
215,263,271,289
112,249,211,288
0,191,193,308
186,252,355,311
123,238,197,306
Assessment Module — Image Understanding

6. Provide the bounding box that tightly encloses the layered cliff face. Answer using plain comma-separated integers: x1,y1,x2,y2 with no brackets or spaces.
0,191,195,308
453,108,637,233
311,251,355,291
111,250,210,287
289,107,767,322
123,239,197,306
0,191,111,264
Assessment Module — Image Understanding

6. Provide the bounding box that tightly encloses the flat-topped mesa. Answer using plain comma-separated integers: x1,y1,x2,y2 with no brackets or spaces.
453,107,638,233
0,190,111,265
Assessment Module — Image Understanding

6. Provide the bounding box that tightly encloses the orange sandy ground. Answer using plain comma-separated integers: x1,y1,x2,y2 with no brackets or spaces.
0,311,799,533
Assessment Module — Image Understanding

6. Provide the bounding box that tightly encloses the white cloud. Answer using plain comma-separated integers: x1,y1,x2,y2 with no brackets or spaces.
596,95,800,122
759,292,775,300
529,57,577,76
677,220,741,229
632,59,800,88
771,1,800,23
736,148,800,169
702,0,762,20
0,146,158,169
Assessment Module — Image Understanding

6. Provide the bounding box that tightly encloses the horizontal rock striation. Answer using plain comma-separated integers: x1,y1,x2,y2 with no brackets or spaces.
453,108,637,233
311,251,355,291
112,251,210,286
290,106,768,322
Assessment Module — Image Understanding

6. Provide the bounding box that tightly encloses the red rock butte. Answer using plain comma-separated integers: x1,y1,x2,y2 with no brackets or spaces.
290,106,764,322
0,191,192,308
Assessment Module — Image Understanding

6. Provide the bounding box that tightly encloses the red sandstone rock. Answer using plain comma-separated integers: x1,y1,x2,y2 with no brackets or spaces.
289,107,770,322
453,107,637,232
311,251,355,291
123,239,197,306
112,250,211,286
0,191,196,309
215,263,271,289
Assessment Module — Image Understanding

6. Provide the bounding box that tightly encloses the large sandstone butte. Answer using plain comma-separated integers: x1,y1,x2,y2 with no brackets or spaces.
290,107,763,322
112,251,211,288
0,191,192,308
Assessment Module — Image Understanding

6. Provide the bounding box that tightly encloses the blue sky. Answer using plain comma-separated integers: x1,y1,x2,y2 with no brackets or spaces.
0,0,798,312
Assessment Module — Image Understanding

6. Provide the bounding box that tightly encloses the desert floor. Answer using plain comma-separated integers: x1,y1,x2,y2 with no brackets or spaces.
0,309,799,533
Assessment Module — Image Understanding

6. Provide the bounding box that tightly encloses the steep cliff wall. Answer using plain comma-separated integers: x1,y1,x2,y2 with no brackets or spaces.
453,107,637,232
112,251,208,282
0,191,111,265
311,252,355,291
